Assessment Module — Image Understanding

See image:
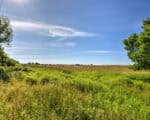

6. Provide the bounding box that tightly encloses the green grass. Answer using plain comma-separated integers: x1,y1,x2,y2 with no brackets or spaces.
0,65,150,120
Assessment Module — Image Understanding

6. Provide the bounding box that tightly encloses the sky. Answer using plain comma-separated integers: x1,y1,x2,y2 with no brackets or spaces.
0,0,150,64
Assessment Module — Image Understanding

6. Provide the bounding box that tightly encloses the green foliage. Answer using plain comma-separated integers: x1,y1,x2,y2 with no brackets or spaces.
0,17,19,67
40,76,50,85
0,17,13,44
128,73,150,83
0,46,18,66
124,18,150,70
0,67,9,81
25,77,37,85
0,65,149,120
124,33,139,62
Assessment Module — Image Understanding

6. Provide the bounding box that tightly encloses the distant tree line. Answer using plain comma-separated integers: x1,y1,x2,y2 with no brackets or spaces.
27,62,40,65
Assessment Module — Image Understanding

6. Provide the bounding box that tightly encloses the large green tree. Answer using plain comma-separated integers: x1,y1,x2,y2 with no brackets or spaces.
0,17,18,66
124,18,150,70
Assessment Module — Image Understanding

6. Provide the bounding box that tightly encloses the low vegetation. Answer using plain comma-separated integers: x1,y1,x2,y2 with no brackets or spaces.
0,65,149,120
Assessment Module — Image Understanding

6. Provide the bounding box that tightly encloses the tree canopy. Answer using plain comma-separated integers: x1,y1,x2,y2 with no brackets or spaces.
0,17,13,45
124,18,150,70
0,17,18,66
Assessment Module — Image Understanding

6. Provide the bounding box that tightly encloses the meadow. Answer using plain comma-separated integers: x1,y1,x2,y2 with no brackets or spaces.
0,65,149,120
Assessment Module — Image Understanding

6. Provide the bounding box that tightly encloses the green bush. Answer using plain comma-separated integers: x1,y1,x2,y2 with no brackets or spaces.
13,71,25,80
0,47,19,67
40,76,50,85
25,77,37,85
128,74,150,83
62,70,72,74
10,66,31,72
128,64,140,70
133,81,145,90
6,58,19,66
12,66,23,71
0,67,9,81
22,67,31,72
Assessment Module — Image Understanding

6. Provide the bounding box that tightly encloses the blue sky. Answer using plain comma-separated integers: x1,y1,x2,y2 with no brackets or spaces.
1,0,150,64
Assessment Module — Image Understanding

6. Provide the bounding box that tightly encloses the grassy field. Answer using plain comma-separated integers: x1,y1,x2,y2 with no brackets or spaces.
0,65,149,120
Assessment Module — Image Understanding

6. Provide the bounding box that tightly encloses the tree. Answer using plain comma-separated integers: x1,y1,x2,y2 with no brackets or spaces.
124,18,150,70
0,17,13,45
0,17,18,66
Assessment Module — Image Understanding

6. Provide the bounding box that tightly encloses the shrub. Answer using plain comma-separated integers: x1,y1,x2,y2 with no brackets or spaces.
0,47,19,67
128,74,150,83
62,70,72,74
12,66,23,71
0,67,9,81
128,64,142,71
40,77,50,85
13,71,25,80
25,77,37,85
133,81,145,90
6,58,19,66
22,67,31,72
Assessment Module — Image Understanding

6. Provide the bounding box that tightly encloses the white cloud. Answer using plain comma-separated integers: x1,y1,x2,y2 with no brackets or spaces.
46,42,77,48
10,20,96,38
8,0,29,4
64,42,77,47
85,50,126,55
86,50,112,54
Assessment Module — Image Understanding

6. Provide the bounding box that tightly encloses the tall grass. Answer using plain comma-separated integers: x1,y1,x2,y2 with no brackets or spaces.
0,65,149,120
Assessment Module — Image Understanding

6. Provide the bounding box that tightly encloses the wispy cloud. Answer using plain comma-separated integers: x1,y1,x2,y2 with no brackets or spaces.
86,50,112,54
11,20,96,38
85,50,126,55
4,41,77,56
63,42,77,47
8,0,30,4
44,41,77,48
